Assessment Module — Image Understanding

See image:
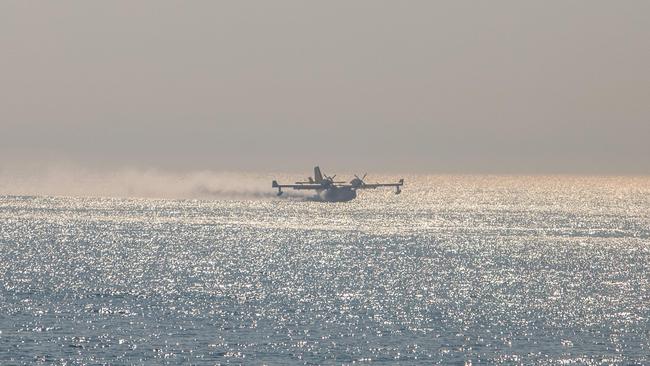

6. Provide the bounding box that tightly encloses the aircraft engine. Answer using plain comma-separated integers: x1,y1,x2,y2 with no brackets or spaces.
350,178,363,188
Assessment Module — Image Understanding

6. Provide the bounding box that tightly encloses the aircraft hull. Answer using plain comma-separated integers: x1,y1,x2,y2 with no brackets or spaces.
319,187,357,202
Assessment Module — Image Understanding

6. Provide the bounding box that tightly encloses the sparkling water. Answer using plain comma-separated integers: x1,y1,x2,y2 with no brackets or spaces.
1,176,649,364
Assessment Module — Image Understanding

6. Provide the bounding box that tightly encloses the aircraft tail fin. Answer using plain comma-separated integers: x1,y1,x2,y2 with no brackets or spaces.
314,166,323,183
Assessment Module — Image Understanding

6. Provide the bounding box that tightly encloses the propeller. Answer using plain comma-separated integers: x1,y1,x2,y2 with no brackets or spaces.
323,173,350,185
352,173,368,188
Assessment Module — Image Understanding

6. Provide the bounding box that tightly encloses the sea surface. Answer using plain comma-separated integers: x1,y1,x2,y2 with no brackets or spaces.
1,175,649,364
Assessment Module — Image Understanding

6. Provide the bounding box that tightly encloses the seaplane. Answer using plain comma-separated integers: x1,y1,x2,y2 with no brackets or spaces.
272,166,404,202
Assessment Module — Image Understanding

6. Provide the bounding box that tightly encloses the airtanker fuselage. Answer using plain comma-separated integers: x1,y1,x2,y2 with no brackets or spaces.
319,187,357,202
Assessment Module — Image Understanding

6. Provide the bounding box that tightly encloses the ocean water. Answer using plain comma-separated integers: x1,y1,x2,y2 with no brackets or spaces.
1,175,649,364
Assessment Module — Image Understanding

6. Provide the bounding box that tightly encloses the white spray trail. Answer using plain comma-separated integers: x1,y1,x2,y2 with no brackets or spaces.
0,166,312,200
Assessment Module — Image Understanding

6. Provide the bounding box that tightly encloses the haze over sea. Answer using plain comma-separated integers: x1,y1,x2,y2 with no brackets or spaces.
1,175,649,364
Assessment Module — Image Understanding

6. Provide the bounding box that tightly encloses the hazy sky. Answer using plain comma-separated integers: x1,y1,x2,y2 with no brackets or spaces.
1,1,649,174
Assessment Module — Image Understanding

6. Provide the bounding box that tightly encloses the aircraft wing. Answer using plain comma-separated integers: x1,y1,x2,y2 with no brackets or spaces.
356,179,404,190
272,181,322,190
